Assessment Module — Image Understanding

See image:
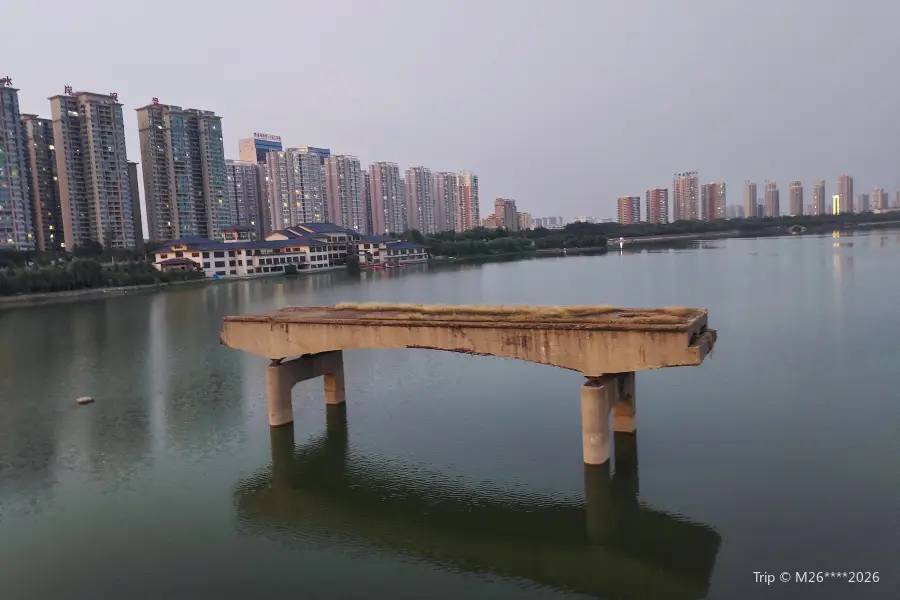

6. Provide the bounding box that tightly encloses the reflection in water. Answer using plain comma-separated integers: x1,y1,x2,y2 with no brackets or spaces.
235,411,721,600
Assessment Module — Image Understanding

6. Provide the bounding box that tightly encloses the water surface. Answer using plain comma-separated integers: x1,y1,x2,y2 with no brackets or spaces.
1,231,898,599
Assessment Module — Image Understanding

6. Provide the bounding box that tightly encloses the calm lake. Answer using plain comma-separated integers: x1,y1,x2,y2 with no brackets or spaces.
1,231,897,600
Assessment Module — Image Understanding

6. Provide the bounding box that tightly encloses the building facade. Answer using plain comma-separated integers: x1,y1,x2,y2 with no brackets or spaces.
226,160,265,237
152,222,426,278
743,181,758,220
700,182,725,221
517,212,533,230
672,171,699,221
812,181,826,215
432,172,459,232
837,174,853,214
617,196,641,225
127,161,143,243
645,187,668,224
137,101,230,241
50,90,135,249
872,187,888,211
764,181,780,217
857,193,870,213
0,79,34,250
457,171,480,231
367,162,405,234
788,181,803,216
266,148,327,230
405,166,435,233
324,155,365,233
238,133,282,164
361,170,372,234
493,198,518,231
21,114,62,251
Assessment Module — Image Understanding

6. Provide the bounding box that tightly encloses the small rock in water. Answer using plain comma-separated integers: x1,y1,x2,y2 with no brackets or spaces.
76,396,94,405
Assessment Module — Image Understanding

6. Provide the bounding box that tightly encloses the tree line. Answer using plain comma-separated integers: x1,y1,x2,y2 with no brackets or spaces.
402,210,900,257
0,241,202,296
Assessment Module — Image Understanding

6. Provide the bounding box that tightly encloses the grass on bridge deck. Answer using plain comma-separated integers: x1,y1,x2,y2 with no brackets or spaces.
261,303,705,327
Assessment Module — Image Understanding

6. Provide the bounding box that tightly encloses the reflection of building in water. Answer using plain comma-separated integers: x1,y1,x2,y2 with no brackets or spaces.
235,410,721,600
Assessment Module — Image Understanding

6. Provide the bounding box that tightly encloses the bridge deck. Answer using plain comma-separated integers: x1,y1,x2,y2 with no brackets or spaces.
227,303,707,331
221,303,716,376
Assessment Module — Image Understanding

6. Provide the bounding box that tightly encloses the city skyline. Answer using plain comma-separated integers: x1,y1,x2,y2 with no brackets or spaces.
5,0,900,227
4,79,899,247
4,81,900,241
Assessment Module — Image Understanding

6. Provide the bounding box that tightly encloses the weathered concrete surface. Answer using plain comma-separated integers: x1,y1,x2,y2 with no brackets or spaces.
265,351,345,426
220,305,716,376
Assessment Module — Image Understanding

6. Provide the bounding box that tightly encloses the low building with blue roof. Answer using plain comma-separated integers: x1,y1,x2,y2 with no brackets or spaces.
152,221,427,278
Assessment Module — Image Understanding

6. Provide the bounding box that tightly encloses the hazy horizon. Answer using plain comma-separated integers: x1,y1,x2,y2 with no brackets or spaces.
5,0,900,226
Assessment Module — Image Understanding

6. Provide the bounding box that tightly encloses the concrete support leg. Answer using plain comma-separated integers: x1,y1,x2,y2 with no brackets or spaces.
612,372,637,434
581,377,613,465
266,361,299,427
264,352,346,427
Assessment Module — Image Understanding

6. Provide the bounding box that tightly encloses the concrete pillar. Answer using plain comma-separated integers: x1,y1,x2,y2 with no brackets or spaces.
266,361,297,427
581,377,613,465
612,372,636,433
320,351,346,406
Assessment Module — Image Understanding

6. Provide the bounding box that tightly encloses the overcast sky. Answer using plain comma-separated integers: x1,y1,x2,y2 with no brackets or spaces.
6,0,900,222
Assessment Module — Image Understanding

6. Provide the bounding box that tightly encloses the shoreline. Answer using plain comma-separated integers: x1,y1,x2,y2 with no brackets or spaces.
5,222,900,311
0,279,215,311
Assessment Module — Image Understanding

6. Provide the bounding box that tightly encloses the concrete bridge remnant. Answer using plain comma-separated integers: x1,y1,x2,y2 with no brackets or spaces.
220,303,717,466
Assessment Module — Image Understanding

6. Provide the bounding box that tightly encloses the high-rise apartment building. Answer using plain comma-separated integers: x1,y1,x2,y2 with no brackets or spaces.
324,155,365,233
0,79,34,250
812,181,826,215
645,187,668,224
21,114,62,251
857,193,870,213
837,174,853,214
50,89,135,249
136,100,230,241
226,160,264,236
127,161,143,243
672,171,699,221
744,181,758,220
788,181,803,216
296,146,331,165
764,181,780,217
457,171,480,231
432,172,459,232
872,187,888,211
238,133,282,164
832,194,841,215
361,170,372,234
238,134,280,234
700,182,725,221
404,166,435,233
617,196,641,225
266,148,326,230
493,198,519,231
895,191,900,209
367,162,404,234
517,212,533,230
